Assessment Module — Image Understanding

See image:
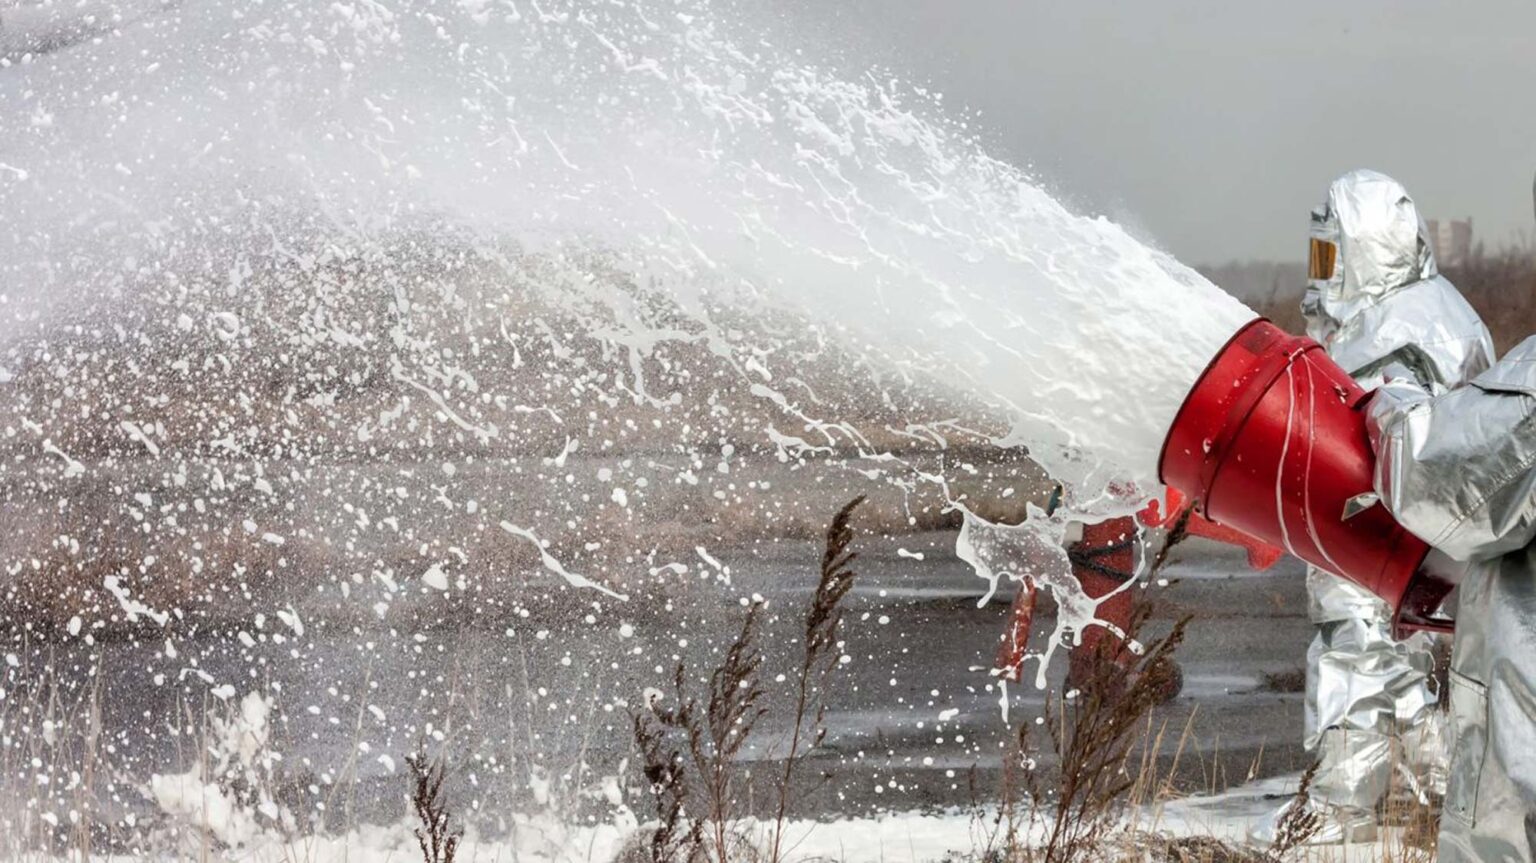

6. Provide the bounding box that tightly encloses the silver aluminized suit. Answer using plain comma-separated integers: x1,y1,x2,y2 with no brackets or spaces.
1369,341,1536,861
1298,170,1494,828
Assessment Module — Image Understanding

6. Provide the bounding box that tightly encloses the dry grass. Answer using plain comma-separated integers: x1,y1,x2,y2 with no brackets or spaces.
0,546,1450,863
1208,245,1536,354
1148,836,1271,863
407,752,462,863
0,231,1033,632
1259,669,1307,695
630,497,867,863
966,509,1203,863
628,571,770,863
1123,732,1447,863
0,645,113,861
767,495,865,863
1441,245,1536,353
629,596,769,863
977,597,1192,863
1266,762,1323,856
957,509,1451,863
632,702,706,863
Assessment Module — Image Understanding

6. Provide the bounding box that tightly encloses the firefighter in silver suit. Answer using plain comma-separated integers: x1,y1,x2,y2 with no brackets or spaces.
1367,286,1536,857
1271,169,1495,843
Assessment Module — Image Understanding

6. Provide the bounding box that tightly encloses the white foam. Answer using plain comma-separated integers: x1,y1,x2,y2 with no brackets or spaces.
0,0,1252,498
0,0,1255,732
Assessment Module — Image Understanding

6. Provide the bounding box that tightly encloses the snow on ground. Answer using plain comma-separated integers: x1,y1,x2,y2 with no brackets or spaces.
218,812,977,863
1151,773,1299,844
57,771,1412,862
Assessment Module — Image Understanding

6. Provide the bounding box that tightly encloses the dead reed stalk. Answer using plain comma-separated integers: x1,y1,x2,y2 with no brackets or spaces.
988,514,1199,863
1265,761,1321,858
632,601,766,863
407,752,461,863
1031,602,1192,863
767,494,864,863
632,695,704,863
631,496,865,863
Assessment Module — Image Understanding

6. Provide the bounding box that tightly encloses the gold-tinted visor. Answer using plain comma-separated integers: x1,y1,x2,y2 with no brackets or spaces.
1309,238,1337,281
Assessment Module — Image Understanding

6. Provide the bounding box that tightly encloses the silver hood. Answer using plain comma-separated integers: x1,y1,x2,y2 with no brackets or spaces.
1302,169,1493,392
1308,168,1437,328
1303,169,1438,343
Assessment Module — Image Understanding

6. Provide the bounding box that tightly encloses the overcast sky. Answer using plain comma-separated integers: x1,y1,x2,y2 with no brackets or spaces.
767,0,1536,264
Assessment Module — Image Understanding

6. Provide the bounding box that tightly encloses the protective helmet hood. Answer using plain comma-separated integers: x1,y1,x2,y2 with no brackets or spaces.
1303,169,1438,343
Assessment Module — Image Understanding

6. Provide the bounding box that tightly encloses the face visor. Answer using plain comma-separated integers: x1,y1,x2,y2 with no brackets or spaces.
1308,237,1338,282
1304,204,1342,344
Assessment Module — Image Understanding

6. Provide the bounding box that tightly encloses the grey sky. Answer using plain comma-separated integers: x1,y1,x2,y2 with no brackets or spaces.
768,0,1536,264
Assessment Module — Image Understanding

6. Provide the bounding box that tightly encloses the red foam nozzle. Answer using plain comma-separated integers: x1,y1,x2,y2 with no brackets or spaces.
1158,319,1448,634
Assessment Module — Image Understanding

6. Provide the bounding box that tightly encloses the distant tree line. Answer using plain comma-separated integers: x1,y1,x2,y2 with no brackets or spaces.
1199,243,1536,354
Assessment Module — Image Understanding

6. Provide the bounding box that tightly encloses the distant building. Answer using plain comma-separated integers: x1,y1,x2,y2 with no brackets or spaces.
1425,217,1474,268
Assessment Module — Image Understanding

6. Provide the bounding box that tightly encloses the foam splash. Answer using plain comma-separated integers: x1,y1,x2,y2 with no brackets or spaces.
0,5,1259,823
1,0,1250,487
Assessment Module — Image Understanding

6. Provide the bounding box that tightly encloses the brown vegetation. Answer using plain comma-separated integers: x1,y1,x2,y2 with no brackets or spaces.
0,237,1048,633
629,496,865,863
977,594,1192,863
408,752,462,863
1203,245,1536,353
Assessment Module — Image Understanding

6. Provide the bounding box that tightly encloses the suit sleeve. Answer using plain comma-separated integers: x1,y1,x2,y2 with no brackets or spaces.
1368,336,1536,562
